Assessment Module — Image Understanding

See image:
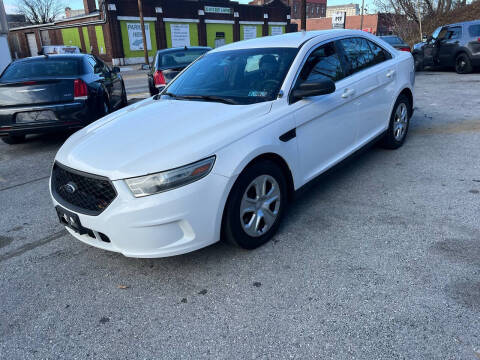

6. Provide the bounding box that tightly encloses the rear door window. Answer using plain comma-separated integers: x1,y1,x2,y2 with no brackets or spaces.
339,37,376,75
367,39,391,64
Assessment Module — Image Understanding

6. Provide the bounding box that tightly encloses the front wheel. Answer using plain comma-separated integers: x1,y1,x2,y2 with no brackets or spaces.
223,160,287,249
455,53,473,74
381,94,411,150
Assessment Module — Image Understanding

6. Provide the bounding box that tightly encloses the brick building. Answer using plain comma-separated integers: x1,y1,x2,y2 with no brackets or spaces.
326,3,359,17
250,0,326,18
292,13,395,35
8,0,293,65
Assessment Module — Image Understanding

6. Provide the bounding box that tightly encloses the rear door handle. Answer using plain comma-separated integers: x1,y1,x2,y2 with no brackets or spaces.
341,88,355,99
386,69,396,78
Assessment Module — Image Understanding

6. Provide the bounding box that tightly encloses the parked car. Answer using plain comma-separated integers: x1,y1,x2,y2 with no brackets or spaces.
39,45,81,55
50,30,414,258
147,46,211,96
0,54,127,144
412,20,480,73
380,35,411,52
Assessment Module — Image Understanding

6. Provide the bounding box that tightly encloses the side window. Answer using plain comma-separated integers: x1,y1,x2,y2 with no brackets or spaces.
339,37,375,75
446,27,462,40
367,39,391,65
298,42,345,83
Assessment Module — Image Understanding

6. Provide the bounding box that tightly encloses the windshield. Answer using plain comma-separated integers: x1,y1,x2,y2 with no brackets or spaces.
158,49,210,68
163,47,298,105
0,58,82,82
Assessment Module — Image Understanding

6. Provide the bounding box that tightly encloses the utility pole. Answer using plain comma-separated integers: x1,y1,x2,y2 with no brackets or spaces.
137,0,149,65
301,0,306,31
360,0,365,30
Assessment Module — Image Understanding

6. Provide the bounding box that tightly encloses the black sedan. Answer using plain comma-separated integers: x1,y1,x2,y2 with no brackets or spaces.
147,46,211,96
0,54,127,144
380,35,411,52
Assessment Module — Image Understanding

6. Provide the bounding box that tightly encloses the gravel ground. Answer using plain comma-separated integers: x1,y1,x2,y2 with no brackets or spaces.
0,70,479,359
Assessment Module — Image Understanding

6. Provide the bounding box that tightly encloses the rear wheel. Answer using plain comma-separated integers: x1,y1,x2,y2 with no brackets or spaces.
223,160,287,249
2,134,26,145
381,94,411,150
455,53,473,74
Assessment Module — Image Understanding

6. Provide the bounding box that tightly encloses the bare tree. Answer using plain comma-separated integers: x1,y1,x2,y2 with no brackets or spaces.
374,0,477,44
18,0,65,24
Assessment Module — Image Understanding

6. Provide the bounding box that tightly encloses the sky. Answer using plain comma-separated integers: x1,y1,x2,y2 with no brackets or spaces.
4,0,375,15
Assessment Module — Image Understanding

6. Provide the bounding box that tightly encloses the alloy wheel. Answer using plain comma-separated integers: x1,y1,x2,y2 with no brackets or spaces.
239,175,281,237
393,102,408,141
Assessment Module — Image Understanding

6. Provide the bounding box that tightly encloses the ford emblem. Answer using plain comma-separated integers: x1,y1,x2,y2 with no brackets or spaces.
63,182,77,194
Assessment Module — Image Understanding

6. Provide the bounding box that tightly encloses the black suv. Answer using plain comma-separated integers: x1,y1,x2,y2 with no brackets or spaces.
412,20,480,74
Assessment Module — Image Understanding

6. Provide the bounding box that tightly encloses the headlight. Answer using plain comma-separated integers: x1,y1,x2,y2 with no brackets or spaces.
125,156,215,197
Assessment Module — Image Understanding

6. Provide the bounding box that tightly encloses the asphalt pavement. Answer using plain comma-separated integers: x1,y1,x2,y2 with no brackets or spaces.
0,71,479,359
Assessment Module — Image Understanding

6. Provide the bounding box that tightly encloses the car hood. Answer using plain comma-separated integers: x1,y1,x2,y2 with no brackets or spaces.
55,97,273,180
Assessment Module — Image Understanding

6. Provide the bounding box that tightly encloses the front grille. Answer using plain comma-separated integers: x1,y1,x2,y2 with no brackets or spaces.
51,162,117,216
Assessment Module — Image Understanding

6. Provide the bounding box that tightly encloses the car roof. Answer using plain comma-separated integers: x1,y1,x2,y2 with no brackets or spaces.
210,29,367,52
445,19,480,27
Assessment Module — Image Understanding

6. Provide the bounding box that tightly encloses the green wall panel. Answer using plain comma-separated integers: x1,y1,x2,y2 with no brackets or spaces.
268,25,285,36
165,22,199,48
82,27,91,53
95,25,106,54
206,23,233,49
119,20,157,58
61,28,81,48
239,25,263,41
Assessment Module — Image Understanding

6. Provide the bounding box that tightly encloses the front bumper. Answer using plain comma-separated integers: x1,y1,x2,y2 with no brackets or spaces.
50,172,232,258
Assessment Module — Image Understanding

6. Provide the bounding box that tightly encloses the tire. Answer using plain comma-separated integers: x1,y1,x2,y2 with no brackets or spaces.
381,94,411,150
223,160,287,250
455,53,473,74
414,54,424,72
2,134,26,145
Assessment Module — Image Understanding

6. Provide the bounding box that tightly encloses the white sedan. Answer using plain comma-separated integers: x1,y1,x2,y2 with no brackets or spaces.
50,30,414,258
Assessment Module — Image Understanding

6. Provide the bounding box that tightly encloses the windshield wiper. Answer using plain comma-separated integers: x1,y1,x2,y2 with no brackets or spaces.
163,93,238,105
179,95,238,105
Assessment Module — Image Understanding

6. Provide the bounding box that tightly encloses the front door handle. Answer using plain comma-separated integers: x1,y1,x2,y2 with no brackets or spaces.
386,69,396,78
341,88,355,99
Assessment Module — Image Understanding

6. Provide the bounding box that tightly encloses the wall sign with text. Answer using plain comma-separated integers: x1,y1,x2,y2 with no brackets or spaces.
127,22,152,51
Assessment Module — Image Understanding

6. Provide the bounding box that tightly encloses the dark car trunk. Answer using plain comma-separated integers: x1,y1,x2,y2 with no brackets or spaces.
0,78,75,107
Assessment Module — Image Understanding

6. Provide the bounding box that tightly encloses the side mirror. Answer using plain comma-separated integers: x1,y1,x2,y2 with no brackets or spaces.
112,66,120,73
292,78,336,101
427,36,433,43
